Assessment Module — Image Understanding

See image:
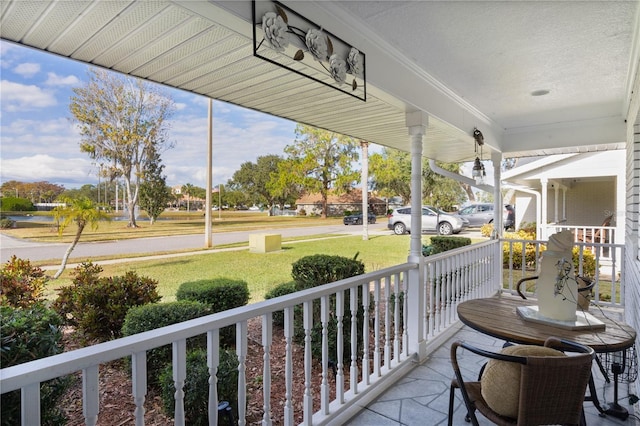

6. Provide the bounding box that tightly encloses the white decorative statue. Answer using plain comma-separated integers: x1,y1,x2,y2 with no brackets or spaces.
537,230,578,322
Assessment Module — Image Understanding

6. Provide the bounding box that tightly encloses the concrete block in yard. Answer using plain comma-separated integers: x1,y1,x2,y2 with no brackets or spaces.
249,233,281,253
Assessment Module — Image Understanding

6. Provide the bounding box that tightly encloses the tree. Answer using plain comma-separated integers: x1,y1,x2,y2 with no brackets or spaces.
51,197,109,279
139,146,171,224
0,181,65,203
181,183,195,211
276,125,359,218
369,148,412,203
228,155,297,210
69,68,175,228
422,161,467,210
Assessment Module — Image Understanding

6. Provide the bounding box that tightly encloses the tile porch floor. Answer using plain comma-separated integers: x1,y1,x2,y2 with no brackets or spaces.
347,326,639,426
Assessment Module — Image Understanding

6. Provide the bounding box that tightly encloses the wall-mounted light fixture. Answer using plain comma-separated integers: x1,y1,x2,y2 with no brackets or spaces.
472,127,486,185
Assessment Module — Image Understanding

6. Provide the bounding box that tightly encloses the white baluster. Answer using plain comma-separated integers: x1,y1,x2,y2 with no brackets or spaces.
402,272,409,357
207,329,219,426
350,287,358,394
132,351,147,426
173,339,187,426
374,278,382,376
21,383,40,426
262,314,273,425
362,283,370,385
320,295,330,415
237,321,247,426
393,273,401,360
283,307,294,426
336,291,345,404
83,365,99,426
303,300,313,424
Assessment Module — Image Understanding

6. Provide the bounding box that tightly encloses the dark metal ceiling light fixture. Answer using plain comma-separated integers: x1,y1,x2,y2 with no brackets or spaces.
472,127,486,185
252,0,367,101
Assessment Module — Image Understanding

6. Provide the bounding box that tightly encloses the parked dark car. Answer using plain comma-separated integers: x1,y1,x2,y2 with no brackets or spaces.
343,212,376,225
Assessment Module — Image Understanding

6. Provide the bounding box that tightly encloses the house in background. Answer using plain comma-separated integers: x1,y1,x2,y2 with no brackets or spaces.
295,189,387,216
503,148,626,243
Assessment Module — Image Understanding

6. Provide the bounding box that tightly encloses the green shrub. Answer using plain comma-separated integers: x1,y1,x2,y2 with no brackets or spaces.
291,254,366,364
501,230,596,277
0,196,36,212
177,278,249,346
53,262,161,341
291,254,365,290
0,303,70,425
264,281,298,327
0,256,48,308
429,236,471,254
0,218,15,229
159,348,239,425
177,278,249,312
121,301,211,387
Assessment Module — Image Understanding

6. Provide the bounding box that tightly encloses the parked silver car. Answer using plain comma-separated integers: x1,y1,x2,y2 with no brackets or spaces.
455,203,515,230
387,206,467,235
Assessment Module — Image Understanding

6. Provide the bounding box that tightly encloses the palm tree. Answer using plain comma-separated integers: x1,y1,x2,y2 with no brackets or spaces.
52,197,109,279
182,183,194,212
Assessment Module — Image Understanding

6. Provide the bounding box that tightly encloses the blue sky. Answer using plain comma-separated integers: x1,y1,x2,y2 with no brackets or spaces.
0,40,301,189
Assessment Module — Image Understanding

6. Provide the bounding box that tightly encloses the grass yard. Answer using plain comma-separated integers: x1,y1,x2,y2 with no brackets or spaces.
3,210,345,243
44,234,416,304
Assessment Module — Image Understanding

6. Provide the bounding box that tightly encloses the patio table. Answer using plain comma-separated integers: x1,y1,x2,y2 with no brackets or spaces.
456,296,637,415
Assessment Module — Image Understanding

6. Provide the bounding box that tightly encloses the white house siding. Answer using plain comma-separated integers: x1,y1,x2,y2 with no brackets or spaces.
548,180,616,226
625,122,640,399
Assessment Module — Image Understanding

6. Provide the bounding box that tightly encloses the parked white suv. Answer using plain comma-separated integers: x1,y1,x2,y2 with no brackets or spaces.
387,206,467,235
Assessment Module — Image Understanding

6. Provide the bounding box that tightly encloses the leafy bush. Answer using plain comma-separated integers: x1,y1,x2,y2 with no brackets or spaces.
291,254,366,364
0,218,15,229
424,236,471,256
159,348,239,425
177,278,249,346
501,229,596,277
0,196,36,212
264,281,298,327
1,303,70,425
291,254,365,290
177,278,249,312
53,262,161,341
121,301,211,387
0,256,48,308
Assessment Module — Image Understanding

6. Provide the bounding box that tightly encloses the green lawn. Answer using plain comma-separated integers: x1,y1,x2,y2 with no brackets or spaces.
44,234,417,303
2,211,346,243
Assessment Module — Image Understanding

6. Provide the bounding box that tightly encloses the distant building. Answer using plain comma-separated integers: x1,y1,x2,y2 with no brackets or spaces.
295,189,386,216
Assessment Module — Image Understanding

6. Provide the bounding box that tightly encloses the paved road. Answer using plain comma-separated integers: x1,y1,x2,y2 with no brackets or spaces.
0,223,391,264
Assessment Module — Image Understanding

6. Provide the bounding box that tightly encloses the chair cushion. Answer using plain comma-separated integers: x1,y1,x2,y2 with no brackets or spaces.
480,345,566,418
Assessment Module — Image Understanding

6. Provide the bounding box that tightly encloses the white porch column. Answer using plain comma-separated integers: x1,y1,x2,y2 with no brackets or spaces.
553,184,560,223
360,140,369,241
405,111,427,361
492,150,502,236
562,187,568,222
205,98,213,247
540,178,549,239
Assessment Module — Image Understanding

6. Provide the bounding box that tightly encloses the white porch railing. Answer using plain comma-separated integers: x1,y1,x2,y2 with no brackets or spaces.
502,238,625,308
5,237,627,425
547,224,616,260
0,241,502,426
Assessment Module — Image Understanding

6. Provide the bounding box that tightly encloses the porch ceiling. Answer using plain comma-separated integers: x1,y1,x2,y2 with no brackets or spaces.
1,1,638,163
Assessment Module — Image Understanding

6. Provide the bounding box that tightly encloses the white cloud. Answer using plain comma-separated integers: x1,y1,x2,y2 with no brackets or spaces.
44,72,80,86
0,80,56,111
1,117,79,157
0,154,93,187
13,62,40,78
174,102,187,111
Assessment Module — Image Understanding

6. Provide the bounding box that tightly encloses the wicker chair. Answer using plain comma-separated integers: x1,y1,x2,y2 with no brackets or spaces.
448,337,595,426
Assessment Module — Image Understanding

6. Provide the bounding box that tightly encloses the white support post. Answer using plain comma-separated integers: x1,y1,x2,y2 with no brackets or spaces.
492,151,502,236
361,140,369,240
541,178,549,240
405,111,428,361
205,98,213,247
